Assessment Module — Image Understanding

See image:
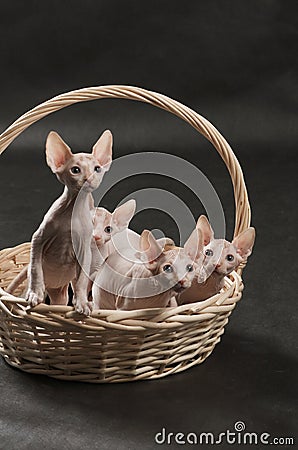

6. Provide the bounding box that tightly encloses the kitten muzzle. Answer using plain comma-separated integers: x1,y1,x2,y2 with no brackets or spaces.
93,235,102,243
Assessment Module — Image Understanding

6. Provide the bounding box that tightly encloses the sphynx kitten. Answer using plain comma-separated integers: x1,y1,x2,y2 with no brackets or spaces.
26,130,113,315
178,215,255,304
92,228,203,310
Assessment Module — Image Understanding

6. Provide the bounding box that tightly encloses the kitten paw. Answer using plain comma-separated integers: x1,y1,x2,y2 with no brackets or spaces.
26,289,44,307
73,298,93,316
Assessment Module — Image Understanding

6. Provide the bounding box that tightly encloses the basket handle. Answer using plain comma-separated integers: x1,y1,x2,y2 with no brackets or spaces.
0,85,251,240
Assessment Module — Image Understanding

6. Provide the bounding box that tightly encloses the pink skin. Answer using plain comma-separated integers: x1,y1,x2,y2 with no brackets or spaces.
26,130,113,315
92,228,203,310
178,215,255,304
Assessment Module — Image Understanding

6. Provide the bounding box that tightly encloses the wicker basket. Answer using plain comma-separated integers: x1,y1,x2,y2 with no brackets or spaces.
0,85,250,383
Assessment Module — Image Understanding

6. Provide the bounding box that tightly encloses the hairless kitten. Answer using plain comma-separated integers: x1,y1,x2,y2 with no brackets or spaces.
178,215,255,304
25,130,113,315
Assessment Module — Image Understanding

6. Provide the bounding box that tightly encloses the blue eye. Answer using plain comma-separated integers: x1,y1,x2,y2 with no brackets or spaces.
104,226,113,234
186,264,193,272
205,249,213,257
94,166,101,173
226,254,234,262
70,166,80,174
163,264,173,273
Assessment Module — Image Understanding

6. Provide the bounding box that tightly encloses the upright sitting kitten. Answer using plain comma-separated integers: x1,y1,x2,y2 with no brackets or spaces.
92,228,203,310
26,130,113,315
178,215,255,304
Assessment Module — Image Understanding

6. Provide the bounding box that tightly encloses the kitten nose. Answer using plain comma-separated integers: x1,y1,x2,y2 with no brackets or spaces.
93,235,102,242
216,264,221,269
85,172,94,182
174,279,190,292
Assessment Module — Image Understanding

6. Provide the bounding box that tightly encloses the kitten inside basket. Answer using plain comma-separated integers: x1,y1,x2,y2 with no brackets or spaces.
6,131,255,315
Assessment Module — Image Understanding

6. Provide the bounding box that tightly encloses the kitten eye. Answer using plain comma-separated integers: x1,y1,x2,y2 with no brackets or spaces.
70,166,81,174
94,166,101,173
205,249,213,257
226,254,234,262
163,264,173,273
104,226,113,234
186,264,193,272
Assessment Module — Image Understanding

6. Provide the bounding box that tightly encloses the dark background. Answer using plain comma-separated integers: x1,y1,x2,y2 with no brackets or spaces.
0,1,297,449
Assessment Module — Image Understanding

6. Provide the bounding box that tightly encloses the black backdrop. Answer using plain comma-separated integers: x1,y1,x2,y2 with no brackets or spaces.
0,1,297,449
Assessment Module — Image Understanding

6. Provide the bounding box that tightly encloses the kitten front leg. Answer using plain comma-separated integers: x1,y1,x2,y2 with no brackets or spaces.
168,296,178,307
6,265,28,294
72,248,93,315
26,231,46,306
89,239,101,280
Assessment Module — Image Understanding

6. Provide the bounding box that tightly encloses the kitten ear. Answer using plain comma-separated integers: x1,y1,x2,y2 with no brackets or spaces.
184,228,203,261
92,130,113,171
46,131,72,173
112,200,136,229
196,215,214,245
232,227,256,260
138,230,163,270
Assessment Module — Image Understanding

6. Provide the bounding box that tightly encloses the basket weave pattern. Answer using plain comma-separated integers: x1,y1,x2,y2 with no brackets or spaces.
0,86,250,383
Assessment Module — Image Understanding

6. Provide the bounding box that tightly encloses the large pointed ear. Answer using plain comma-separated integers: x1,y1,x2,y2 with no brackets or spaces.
184,228,203,262
112,199,136,229
92,130,113,171
45,131,72,173
196,215,214,245
232,227,256,260
138,230,163,270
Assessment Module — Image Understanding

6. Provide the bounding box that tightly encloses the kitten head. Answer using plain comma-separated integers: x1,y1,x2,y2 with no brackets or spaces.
45,130,113,193
197,215,255,277
138,228,203,293
92,199,136,246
